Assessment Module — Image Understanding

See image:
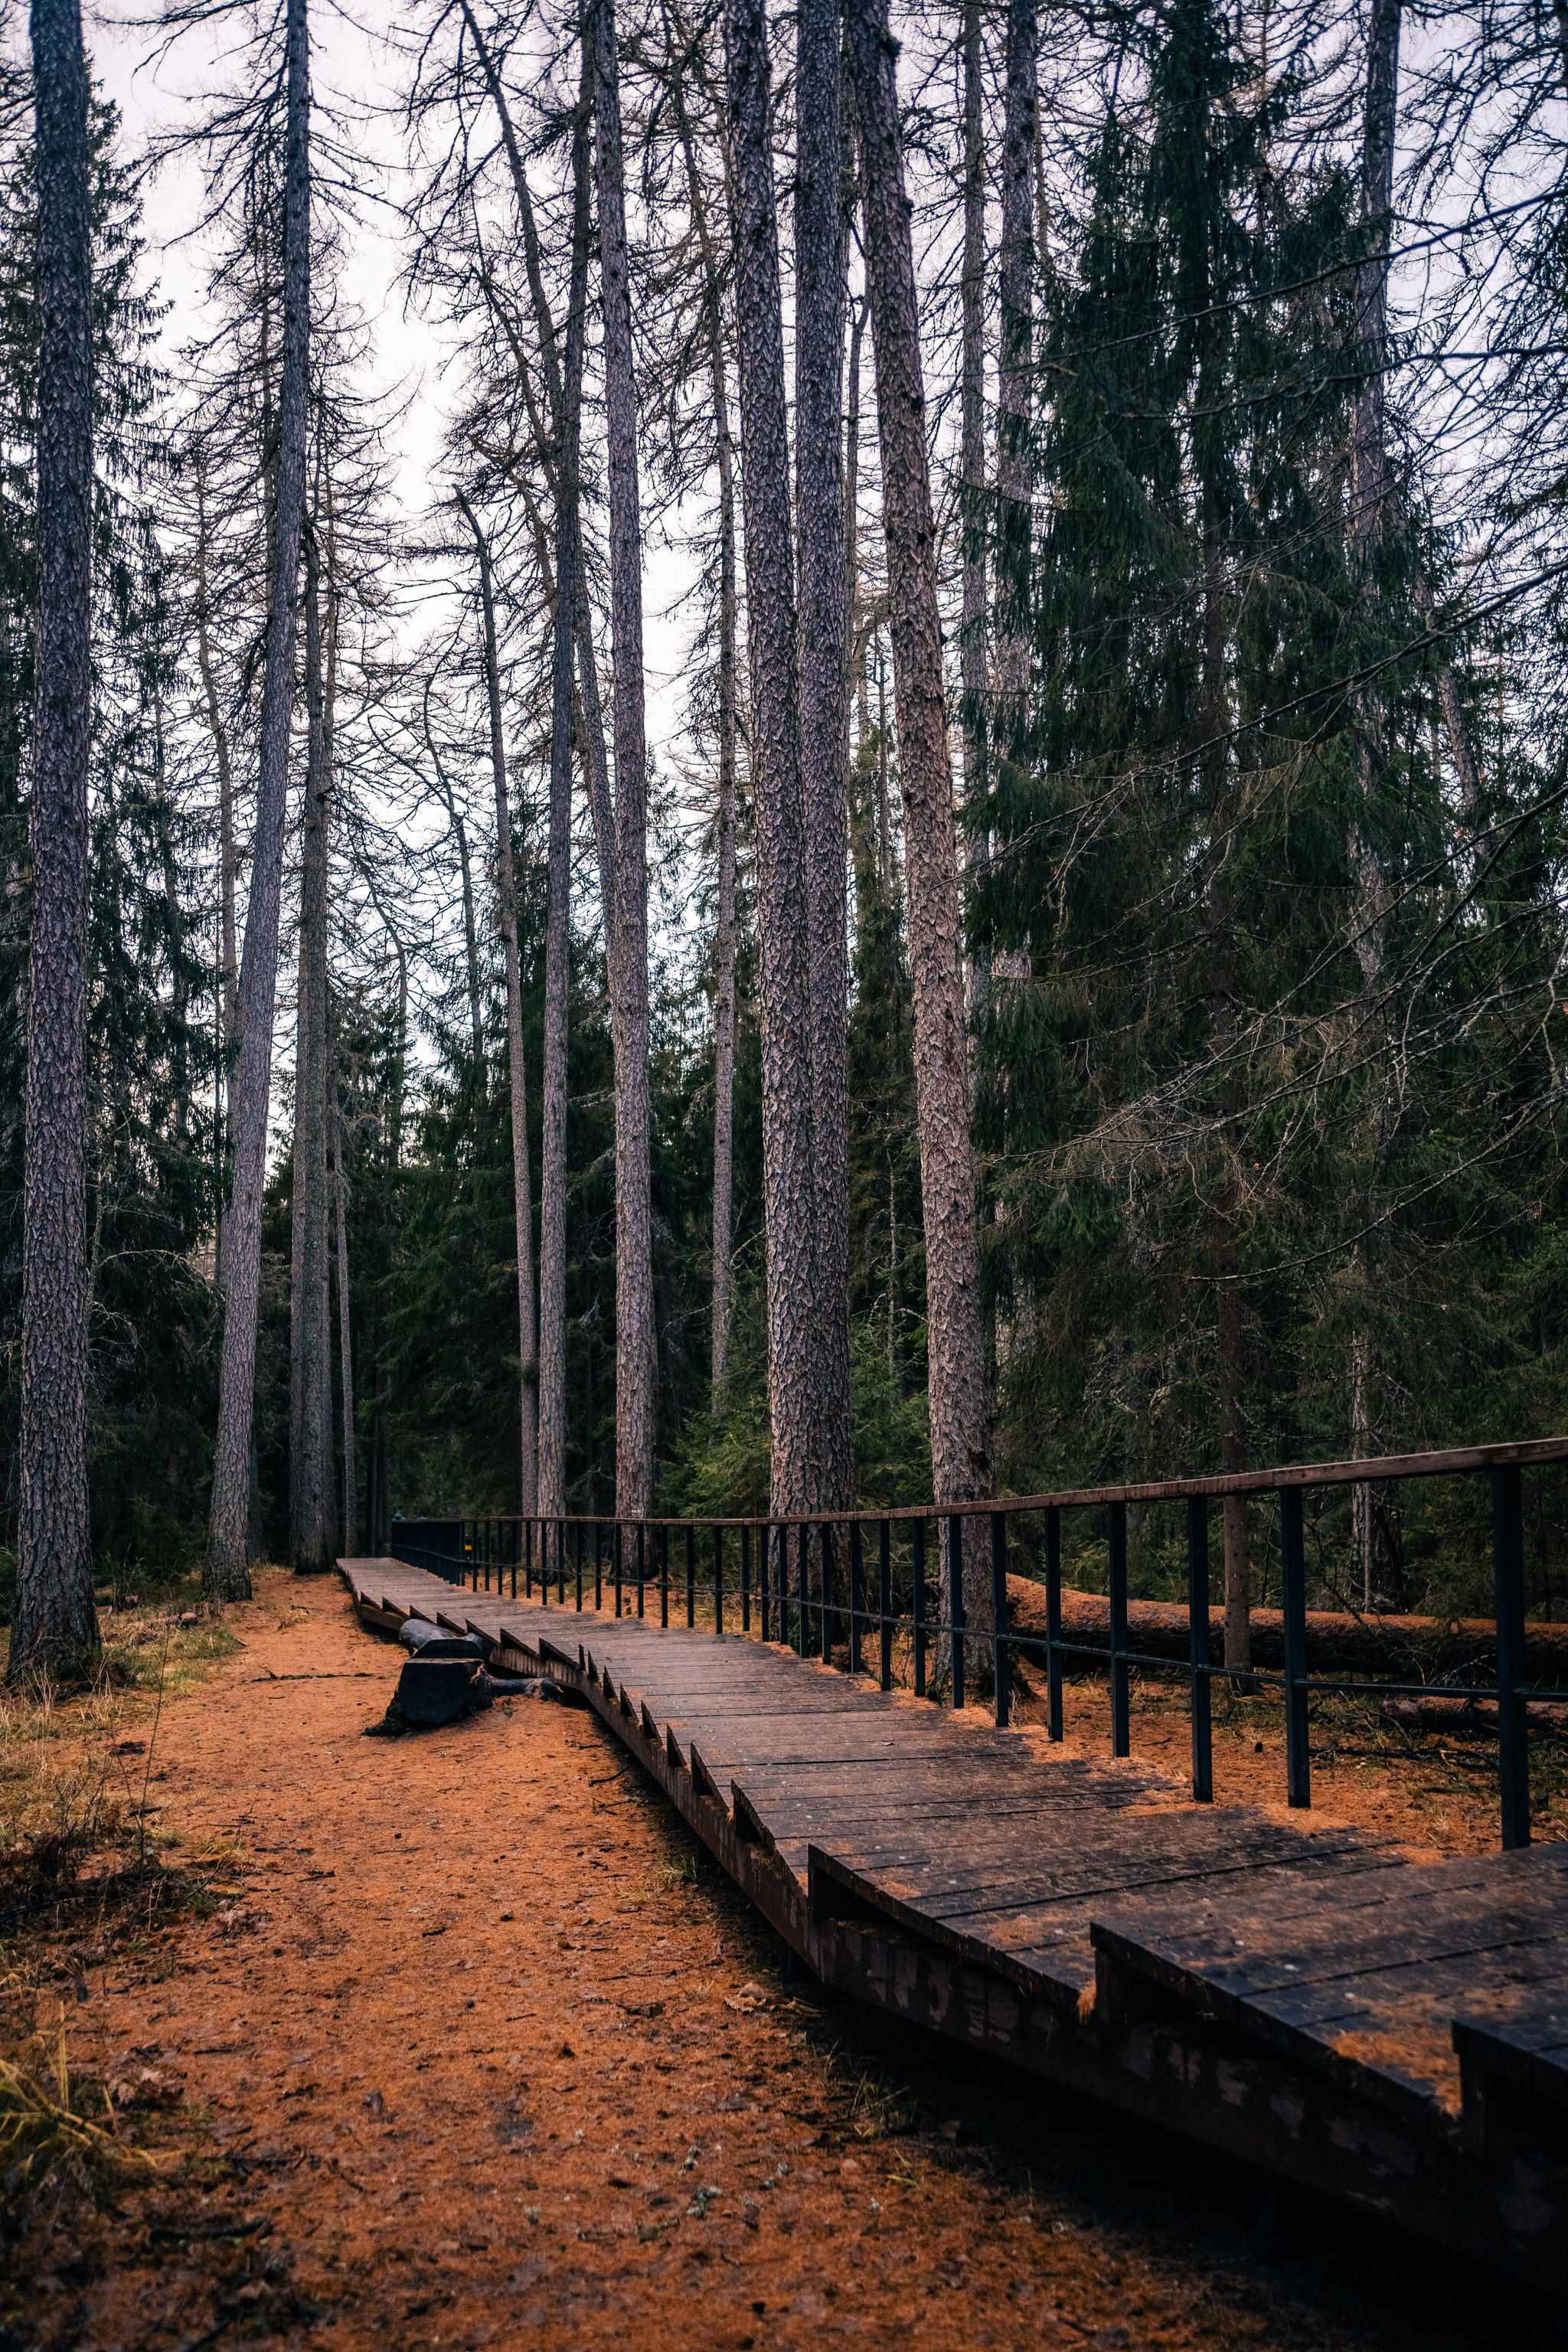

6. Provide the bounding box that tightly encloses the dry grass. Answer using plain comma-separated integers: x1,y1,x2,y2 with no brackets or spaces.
0,1599,249,2235
0,2010,159,2220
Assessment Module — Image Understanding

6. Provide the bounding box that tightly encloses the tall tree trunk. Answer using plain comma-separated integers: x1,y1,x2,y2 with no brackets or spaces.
423,678,484,1078
959,0,988,1015
369,908,407,1556
726,0,820,1517
205,0,311,1602
537,70,593,1523
845,287,869,756
11,0,96,1681
665,14,740,1422
795,0,854,1511
289,521,332,1573
990,0,1039,1366
332,1067,357,1557
460,3,625,1062
319,514,341,1557
194,452,237,1269
456,495,538,1521
847,0,993,1606
592,0,657,1519
194,452,238,1047
1351,0,1398,554
1346,0,1435,1596
708,416,739,1422
151,695,191,1142
995,0,1036,720
1204,460,1250,1668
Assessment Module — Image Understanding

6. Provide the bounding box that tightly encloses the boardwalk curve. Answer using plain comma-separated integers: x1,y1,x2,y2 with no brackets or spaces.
342,1556,1568,2298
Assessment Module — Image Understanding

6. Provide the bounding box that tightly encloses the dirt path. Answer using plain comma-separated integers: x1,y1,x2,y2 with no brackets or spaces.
12,1570,1550,2350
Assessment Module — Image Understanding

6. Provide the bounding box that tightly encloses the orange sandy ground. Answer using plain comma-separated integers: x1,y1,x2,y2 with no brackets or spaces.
12,1570,1559,2351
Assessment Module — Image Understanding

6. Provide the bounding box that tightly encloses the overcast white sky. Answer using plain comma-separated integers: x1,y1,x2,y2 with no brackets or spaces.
87,0,707,784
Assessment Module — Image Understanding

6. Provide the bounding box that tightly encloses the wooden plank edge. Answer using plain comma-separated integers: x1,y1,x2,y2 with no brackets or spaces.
804,1914,1568,2298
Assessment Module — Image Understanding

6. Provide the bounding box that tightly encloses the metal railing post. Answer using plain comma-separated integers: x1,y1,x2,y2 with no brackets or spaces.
614,1522,623,1619
1045,1504,1063,1741
637,1521,646,1619
1187,1495,1213,1802
949,1514,966,1712
913,1519,927,1697
1109,1501,1129,1756
821,1523,835,1662
714,1524,724,1638
660,1525,669,1628
848,1521,864,1675
1279,1486,1307,1797
796,1524,809,1658
760,1524,771,1644
879,1518,893,1692
524,1516,533,1599
1280,1485,1310,1809
685,1522,696,1628
594,1520,603,1612
741,1524,751,1634
991,1511,1009,1729
1493,1465,1530,1849
576,1520,583,1612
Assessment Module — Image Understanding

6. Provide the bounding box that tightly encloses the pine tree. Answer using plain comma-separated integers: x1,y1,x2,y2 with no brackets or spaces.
204,0,312,1600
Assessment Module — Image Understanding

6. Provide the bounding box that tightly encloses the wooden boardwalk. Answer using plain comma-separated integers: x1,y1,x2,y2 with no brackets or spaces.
342,1557,1568,2297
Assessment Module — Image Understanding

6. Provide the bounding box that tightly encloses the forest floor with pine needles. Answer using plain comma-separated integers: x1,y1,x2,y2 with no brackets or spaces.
0,1572,1558,2350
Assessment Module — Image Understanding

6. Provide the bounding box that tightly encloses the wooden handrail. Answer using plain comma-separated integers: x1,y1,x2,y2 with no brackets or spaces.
400,1432,1568,1529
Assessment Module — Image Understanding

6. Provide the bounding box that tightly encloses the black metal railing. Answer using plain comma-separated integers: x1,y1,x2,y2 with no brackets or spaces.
387,1436,1568,1851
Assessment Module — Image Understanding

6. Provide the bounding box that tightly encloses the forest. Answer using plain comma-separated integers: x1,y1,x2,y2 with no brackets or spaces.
5,0,1568,1675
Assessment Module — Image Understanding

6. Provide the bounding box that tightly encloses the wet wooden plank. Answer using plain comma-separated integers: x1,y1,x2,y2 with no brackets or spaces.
1089,1844,1568,2130
1452,1982,1568,2115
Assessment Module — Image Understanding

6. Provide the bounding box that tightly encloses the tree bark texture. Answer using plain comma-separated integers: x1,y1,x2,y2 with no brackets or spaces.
537,76,592,1524
726,0,821,1517
288,525,333,1573
847,0,993,1568
795,0,854,1511
593,0,657,1520
12,0,97,1681
206,0,311,1600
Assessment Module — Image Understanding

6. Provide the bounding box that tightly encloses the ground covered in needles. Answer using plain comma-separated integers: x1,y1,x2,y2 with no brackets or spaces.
0,1570,1557,2350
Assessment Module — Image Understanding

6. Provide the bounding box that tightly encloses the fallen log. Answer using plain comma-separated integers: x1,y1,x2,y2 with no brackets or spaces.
1004,1575,1568,1682
1379,1696,1568,1739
